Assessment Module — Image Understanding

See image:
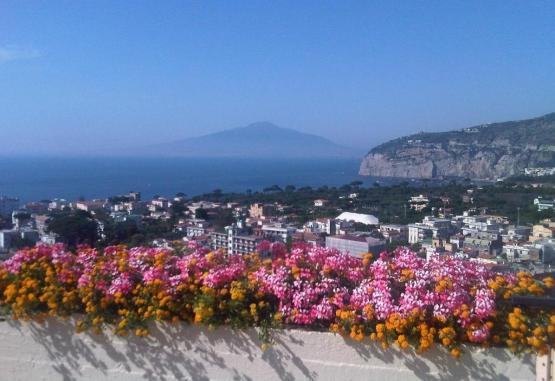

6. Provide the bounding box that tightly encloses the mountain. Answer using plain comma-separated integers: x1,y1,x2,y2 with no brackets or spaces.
141,122,357,158
359,112,555,180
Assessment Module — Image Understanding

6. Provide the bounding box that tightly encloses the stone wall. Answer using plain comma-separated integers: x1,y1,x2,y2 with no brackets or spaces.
0,319,538,381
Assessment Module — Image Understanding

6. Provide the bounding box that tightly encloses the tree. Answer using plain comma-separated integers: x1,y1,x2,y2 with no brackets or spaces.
47,211,98,248
170,201,186,219
195,208,209,220
212,209,235,230
263,185,282,193
103,221,140,245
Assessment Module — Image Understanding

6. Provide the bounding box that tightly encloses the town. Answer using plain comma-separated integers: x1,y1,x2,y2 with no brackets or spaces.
1,172,554,277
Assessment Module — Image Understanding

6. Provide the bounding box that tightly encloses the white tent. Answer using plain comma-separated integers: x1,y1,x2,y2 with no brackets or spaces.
336,212,379,225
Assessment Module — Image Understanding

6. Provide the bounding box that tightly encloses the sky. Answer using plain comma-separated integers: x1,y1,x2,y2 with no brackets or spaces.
0,1,554,154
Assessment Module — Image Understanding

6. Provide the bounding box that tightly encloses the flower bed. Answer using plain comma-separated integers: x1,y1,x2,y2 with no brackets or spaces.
0,242,553,358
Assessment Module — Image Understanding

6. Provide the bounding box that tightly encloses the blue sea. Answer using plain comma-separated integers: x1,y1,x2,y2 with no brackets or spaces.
0,156,382,203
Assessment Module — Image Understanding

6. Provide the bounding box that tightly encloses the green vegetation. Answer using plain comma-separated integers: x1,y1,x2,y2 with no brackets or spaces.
47,210,99,249
193,179,555,226
372,112,555,156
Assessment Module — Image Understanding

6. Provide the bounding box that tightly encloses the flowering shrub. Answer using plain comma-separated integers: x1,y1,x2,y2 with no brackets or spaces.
0,242,553,357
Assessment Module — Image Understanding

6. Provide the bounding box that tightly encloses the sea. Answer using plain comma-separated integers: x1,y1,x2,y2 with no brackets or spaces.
0,156,387,203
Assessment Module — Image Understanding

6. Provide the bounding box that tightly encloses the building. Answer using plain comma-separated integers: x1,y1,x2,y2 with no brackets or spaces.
260,223,296,243
408,216,452,244
503,243,540,263
292,231,325,246
0,229,39,252
149,211,171,220
502,226,532,243
33,214,50,235
534,197,555,211
40,234,57,245
313,199,328,207
249,203,275,219
12,210,32,230
335,212,379,226
210,223,259,255
128,191,141,201
524,167,555,177
48,199,69,211
112,200,147,214
0,230,18,252
462,194,474,204
463,231,503,256
530,220,555,242
150,197,172,211
74,200,108,213
110,212,143,225
409,195,429,212
457,215,507,238
325,235,385,258
188,201,221,215
379,224,408,243
23,201,49,214
183,219,210,238
0,197,20,218
534,239,555,264
303,218,336,235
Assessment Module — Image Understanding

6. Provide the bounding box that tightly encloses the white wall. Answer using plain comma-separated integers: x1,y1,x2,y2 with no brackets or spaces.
0,319,537,381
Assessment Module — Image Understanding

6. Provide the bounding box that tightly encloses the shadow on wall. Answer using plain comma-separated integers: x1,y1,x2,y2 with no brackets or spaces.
339,334,532,381
4,319,535,381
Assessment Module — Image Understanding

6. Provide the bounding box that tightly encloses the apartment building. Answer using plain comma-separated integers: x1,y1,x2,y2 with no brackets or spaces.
325,235,385,258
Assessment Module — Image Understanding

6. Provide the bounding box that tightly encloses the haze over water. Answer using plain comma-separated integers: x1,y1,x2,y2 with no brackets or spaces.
0,157,379,203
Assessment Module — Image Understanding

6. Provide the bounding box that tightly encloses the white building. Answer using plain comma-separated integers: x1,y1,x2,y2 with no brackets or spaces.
184,219,210,238
326,235,385,258
379,224,408,243
335,212,379,226
534,197,555,211
48,199,69,211
210,223,259,255
409,195,429,212
503,243,539,262
313,199,328,207
74,200,108,213
261,223,296,243
524,167,555,177
150,197,172,211
303,218,336,235
188,201,221,214
408,216,452,244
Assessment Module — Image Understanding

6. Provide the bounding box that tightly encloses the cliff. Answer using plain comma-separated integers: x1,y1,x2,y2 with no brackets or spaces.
359,112,555,180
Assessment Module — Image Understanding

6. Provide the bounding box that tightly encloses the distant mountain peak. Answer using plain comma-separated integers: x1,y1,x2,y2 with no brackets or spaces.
140,122,361,158
242,121,282,130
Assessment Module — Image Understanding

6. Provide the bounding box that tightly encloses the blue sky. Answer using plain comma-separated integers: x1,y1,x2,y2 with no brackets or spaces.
1,1,554,154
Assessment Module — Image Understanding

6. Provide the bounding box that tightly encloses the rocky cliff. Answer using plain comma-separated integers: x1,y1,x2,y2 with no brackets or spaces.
359,112,555,180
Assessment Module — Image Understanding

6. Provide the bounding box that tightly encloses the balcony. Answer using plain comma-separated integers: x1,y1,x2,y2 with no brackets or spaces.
0,319,540,381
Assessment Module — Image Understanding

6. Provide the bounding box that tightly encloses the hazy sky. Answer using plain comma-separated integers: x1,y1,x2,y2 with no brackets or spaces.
1,1,554,154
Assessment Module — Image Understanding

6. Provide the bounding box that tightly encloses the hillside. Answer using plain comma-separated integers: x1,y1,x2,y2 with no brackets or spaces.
359,112,555,180
142,122,357,158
